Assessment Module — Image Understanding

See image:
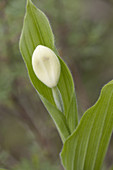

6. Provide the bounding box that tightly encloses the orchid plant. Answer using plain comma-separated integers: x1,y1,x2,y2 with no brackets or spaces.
19,0,113,169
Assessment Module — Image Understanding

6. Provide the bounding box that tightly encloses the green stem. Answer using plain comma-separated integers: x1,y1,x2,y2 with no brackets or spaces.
52,86,64,113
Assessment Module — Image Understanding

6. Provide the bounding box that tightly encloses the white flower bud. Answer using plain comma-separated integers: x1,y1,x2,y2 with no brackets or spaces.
32,45,61,88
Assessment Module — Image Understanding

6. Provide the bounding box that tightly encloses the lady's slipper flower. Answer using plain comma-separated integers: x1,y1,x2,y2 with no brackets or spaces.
32,45,61,88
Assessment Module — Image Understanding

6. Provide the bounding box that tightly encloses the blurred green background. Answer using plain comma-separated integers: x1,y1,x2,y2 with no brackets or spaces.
0,0,113,169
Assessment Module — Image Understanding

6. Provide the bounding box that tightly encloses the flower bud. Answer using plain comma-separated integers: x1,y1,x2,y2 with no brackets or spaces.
32,45,61,88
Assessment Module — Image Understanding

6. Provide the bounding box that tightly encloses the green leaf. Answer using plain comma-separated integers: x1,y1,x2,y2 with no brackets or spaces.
57,58,78,132
19,0,55,103
19,0,78,142
61,80,113,170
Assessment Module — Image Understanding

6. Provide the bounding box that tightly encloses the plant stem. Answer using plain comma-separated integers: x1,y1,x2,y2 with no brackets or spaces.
52,86,64,113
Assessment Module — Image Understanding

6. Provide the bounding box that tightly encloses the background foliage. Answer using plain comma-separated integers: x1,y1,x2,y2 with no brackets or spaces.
0,0,113,169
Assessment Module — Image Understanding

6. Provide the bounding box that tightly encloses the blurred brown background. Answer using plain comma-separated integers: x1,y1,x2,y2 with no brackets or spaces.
0,0,113,169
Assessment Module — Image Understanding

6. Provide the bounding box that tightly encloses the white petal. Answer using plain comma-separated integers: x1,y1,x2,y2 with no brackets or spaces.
32,45,61,88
